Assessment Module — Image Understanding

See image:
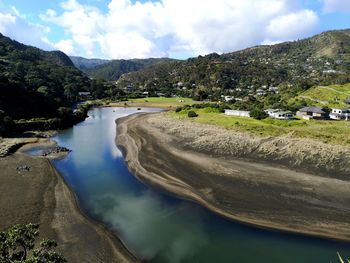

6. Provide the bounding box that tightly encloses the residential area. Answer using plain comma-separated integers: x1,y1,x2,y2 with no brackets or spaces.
225,105,350,121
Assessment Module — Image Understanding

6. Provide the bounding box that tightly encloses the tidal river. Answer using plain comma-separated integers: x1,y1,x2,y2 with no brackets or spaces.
51,107,350,263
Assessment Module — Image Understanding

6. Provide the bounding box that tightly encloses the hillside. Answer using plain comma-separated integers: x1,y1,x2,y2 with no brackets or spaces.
0,33,90,133
116,29,350,99
290,83,350,108
83,58,176,81
70,56,110,70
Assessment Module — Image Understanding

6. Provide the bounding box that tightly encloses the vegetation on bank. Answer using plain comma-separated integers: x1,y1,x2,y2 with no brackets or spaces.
0,223,66,263
169,106,350,146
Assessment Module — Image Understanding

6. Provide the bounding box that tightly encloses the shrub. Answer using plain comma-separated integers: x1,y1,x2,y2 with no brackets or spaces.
175,107,182,112
250,108,268,120
188,111,198,118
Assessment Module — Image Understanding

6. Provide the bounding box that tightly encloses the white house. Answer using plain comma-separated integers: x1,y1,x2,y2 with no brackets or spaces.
265,109,294,119
265,109,280,117
330,108,350,121
224,96,234,102
224,109,250,117
271,111,294,120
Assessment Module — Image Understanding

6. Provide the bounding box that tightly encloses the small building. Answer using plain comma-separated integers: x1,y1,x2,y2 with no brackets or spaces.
271,111,294,120
224,109,250,117
265,109,294,119
78,91,92,100
296,106,326,120
265,109,280,117
329,108,350,121
224,96,234,102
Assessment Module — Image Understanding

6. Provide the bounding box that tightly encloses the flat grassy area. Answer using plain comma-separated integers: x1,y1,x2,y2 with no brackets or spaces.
290,83,350,108
168,108,350,146
106,97,203,109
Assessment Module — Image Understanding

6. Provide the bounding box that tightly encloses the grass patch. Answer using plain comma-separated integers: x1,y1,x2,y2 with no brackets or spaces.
125,97,203,108
290,83,350,108
168,108,350,146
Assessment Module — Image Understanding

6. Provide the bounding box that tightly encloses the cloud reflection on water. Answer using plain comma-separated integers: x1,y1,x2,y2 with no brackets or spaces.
91,189,209,263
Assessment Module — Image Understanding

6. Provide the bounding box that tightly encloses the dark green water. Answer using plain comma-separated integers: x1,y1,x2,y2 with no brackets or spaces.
50,107,350,263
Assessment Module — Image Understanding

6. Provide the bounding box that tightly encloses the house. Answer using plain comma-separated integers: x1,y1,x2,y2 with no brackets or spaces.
256,89,266,96
296,106,326,120
124,86,134,93
329,108,350,121
265,109,294,119
78,91,92,100
271,111,294,120
224,96,234,102
265,109,280,117
224,109,250,117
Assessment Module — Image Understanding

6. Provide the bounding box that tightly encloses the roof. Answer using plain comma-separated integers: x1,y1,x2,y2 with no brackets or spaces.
299,106,325,114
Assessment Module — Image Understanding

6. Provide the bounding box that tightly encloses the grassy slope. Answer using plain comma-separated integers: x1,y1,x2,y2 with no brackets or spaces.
290,83,350,108
168,108,350,146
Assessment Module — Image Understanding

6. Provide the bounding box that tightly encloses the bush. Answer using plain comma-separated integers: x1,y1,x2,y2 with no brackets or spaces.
250,108,268,120
188,111,198,118
175,107,182,112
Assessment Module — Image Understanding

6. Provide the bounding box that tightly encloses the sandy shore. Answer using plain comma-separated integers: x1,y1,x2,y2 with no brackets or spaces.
116,112,350,242
0,139,138,263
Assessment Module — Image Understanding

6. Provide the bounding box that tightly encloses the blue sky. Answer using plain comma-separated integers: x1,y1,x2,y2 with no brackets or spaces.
0,0,350,59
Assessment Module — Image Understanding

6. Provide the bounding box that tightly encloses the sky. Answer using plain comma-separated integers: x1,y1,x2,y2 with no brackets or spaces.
0,0,349,59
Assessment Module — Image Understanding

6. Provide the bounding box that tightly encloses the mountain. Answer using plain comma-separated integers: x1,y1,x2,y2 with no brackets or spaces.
116,29,350,99
0,33,90,121
70,56,110,70
80,58,177,81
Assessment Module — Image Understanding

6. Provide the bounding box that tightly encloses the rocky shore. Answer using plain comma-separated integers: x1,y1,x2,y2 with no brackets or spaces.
116,112,350,242
0,139,138,263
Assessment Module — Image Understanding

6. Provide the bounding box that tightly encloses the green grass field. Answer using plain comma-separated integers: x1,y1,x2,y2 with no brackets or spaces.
107,97,203,108
169,108,350,146
290,83,350,108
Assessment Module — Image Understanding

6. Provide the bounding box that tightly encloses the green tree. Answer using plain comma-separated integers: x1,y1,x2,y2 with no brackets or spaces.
250,108,268,120
0,223,66,263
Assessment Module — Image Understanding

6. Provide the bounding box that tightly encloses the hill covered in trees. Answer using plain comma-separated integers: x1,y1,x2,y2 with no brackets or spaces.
0,33,91,134
76,57,176,81
70,56,110,70
116,29,350,100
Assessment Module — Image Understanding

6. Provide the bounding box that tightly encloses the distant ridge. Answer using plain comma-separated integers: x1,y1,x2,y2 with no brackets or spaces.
71,56,177,81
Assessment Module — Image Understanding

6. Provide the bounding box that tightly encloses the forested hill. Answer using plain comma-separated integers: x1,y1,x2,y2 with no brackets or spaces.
69,56,110,70
0,33,90,121
76,57,177,81
116,29,350,97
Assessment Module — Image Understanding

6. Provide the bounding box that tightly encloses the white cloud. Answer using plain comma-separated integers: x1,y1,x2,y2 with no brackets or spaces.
322,0,350,13
41,0,320,59
264,10,319,42
54,39,75,54
0,10,53,50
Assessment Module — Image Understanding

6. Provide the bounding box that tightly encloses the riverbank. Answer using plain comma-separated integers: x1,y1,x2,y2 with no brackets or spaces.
116,112,350,242
0,139,138,263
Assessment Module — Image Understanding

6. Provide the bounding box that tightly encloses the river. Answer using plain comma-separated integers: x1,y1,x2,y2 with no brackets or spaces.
50,107,350,263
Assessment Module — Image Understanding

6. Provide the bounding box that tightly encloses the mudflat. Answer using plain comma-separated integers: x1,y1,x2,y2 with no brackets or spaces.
117,113,350,242
0,142,137,263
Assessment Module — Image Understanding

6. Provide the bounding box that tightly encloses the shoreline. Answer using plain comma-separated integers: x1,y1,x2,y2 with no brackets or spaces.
0,139,138,263
116,112,350,243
